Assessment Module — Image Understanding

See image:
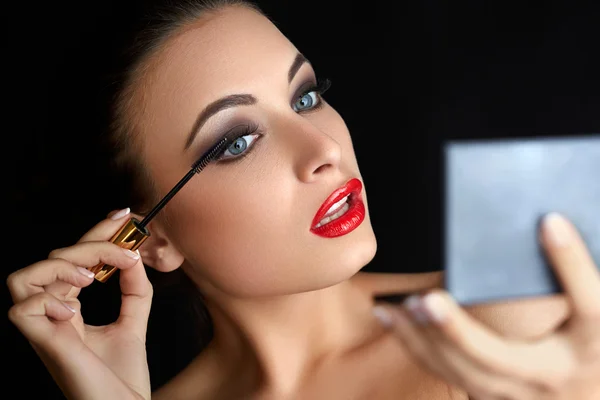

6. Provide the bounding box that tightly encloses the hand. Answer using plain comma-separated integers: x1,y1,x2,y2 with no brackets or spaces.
375,213,600,399
7,208,153,400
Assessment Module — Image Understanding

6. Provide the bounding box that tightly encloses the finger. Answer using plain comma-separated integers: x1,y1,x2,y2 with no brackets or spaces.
7,259,95,303
378,306,428,351
106,208,131,220
375,303,478,393
373,304,454,374
45,241,139,296
411,291,541,379
8,292,77,346
117,256,153,337
392,298,496,390
422,293,578,394
540,213,600,318
77,208,131,243
378,302,542,400
44,280,84,302
48,240,140,271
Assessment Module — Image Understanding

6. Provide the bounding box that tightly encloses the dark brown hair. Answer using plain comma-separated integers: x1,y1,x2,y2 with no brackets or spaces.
100,0,264,389
107,0,263,214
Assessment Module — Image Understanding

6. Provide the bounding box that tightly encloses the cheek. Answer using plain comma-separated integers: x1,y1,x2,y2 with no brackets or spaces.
161,109,374,296
165,173,301,294
165,174,375,296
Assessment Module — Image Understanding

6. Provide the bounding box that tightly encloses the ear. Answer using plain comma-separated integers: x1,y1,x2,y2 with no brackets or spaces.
131,212,184,272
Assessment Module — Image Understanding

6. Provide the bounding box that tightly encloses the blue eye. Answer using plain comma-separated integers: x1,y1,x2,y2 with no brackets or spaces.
221,134,260,160
292,79,331,112
293,91,319,112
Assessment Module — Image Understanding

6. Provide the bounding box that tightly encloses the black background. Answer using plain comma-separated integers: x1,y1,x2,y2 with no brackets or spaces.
4,0,600,397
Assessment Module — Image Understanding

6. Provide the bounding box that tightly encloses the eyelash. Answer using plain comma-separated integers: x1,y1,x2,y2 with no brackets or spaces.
214,123,262,163
209,78,332,164
294,78,332,112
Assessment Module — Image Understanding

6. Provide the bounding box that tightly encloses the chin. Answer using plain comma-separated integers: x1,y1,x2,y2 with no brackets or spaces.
311,226,378,290
339,228,378,274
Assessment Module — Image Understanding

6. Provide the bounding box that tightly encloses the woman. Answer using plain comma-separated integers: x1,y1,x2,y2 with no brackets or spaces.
7,1,600,398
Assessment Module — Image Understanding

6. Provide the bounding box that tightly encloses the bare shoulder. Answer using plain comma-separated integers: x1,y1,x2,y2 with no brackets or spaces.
464,294,570,339
151,363,211,400
301,332,468,400
351,270,444,297
351,270,569,339
151,345,229,400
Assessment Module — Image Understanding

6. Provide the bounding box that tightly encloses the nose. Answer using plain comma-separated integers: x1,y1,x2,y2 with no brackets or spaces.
287,118,342,183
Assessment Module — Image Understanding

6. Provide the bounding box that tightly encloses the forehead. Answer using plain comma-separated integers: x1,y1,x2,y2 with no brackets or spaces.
143,6,298,112
134,5,300,169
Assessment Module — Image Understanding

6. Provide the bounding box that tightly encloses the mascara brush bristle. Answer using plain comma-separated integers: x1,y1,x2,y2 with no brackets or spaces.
192,137,230,174
139,136,233,228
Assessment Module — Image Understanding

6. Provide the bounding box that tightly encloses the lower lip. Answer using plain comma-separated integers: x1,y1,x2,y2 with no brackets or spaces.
310,196,366,238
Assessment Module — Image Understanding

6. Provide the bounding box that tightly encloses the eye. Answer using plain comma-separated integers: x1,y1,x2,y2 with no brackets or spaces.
220,133,260,160
293,91,320,112
292,79,331,113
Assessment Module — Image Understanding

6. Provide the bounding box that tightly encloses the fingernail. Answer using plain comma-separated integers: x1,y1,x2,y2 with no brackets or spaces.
404,295,429,324
63,302,76,313
123,248,141,259
111,207,131,220
77,267,95,278
543,212,572,247
422,293,447,324
372,306,394,328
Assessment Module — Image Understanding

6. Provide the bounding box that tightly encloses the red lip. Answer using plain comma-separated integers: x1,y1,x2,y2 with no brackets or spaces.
310,178,365,238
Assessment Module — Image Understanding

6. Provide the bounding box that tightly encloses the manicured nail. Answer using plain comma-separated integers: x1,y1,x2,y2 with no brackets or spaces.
543,212,572,247
111,208,131,220
77,267,95,278
422,292,447,324
123,248,140,260
63,302,76,313
372,306,394,328
404,295,429,324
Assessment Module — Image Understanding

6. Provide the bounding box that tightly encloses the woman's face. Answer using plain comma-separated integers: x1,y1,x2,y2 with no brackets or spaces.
136,5,377,297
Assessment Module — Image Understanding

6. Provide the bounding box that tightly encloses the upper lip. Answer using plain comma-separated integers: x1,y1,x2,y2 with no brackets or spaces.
311,178,362,227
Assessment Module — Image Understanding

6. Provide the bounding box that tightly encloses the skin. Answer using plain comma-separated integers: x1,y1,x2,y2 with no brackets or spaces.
7,5,600,400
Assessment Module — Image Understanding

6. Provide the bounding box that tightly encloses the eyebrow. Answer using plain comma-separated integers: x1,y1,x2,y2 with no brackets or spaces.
288,53,309,84
184,52,310,150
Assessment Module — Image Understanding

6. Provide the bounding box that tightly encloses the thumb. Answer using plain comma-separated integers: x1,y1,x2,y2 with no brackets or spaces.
117,255,153,338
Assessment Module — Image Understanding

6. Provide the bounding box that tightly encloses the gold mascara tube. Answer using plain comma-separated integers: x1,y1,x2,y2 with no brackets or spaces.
88,218,150,282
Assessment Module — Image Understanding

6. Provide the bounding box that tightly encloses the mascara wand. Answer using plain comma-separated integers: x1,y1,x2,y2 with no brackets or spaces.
139,137,231,228
88,137,232,282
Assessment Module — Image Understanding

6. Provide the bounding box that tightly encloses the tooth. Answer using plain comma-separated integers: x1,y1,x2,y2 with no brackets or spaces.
325,195,349,215
316,202,350,228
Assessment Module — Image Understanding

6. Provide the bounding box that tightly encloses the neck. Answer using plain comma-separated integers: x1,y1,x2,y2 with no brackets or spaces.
198,277,380,395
